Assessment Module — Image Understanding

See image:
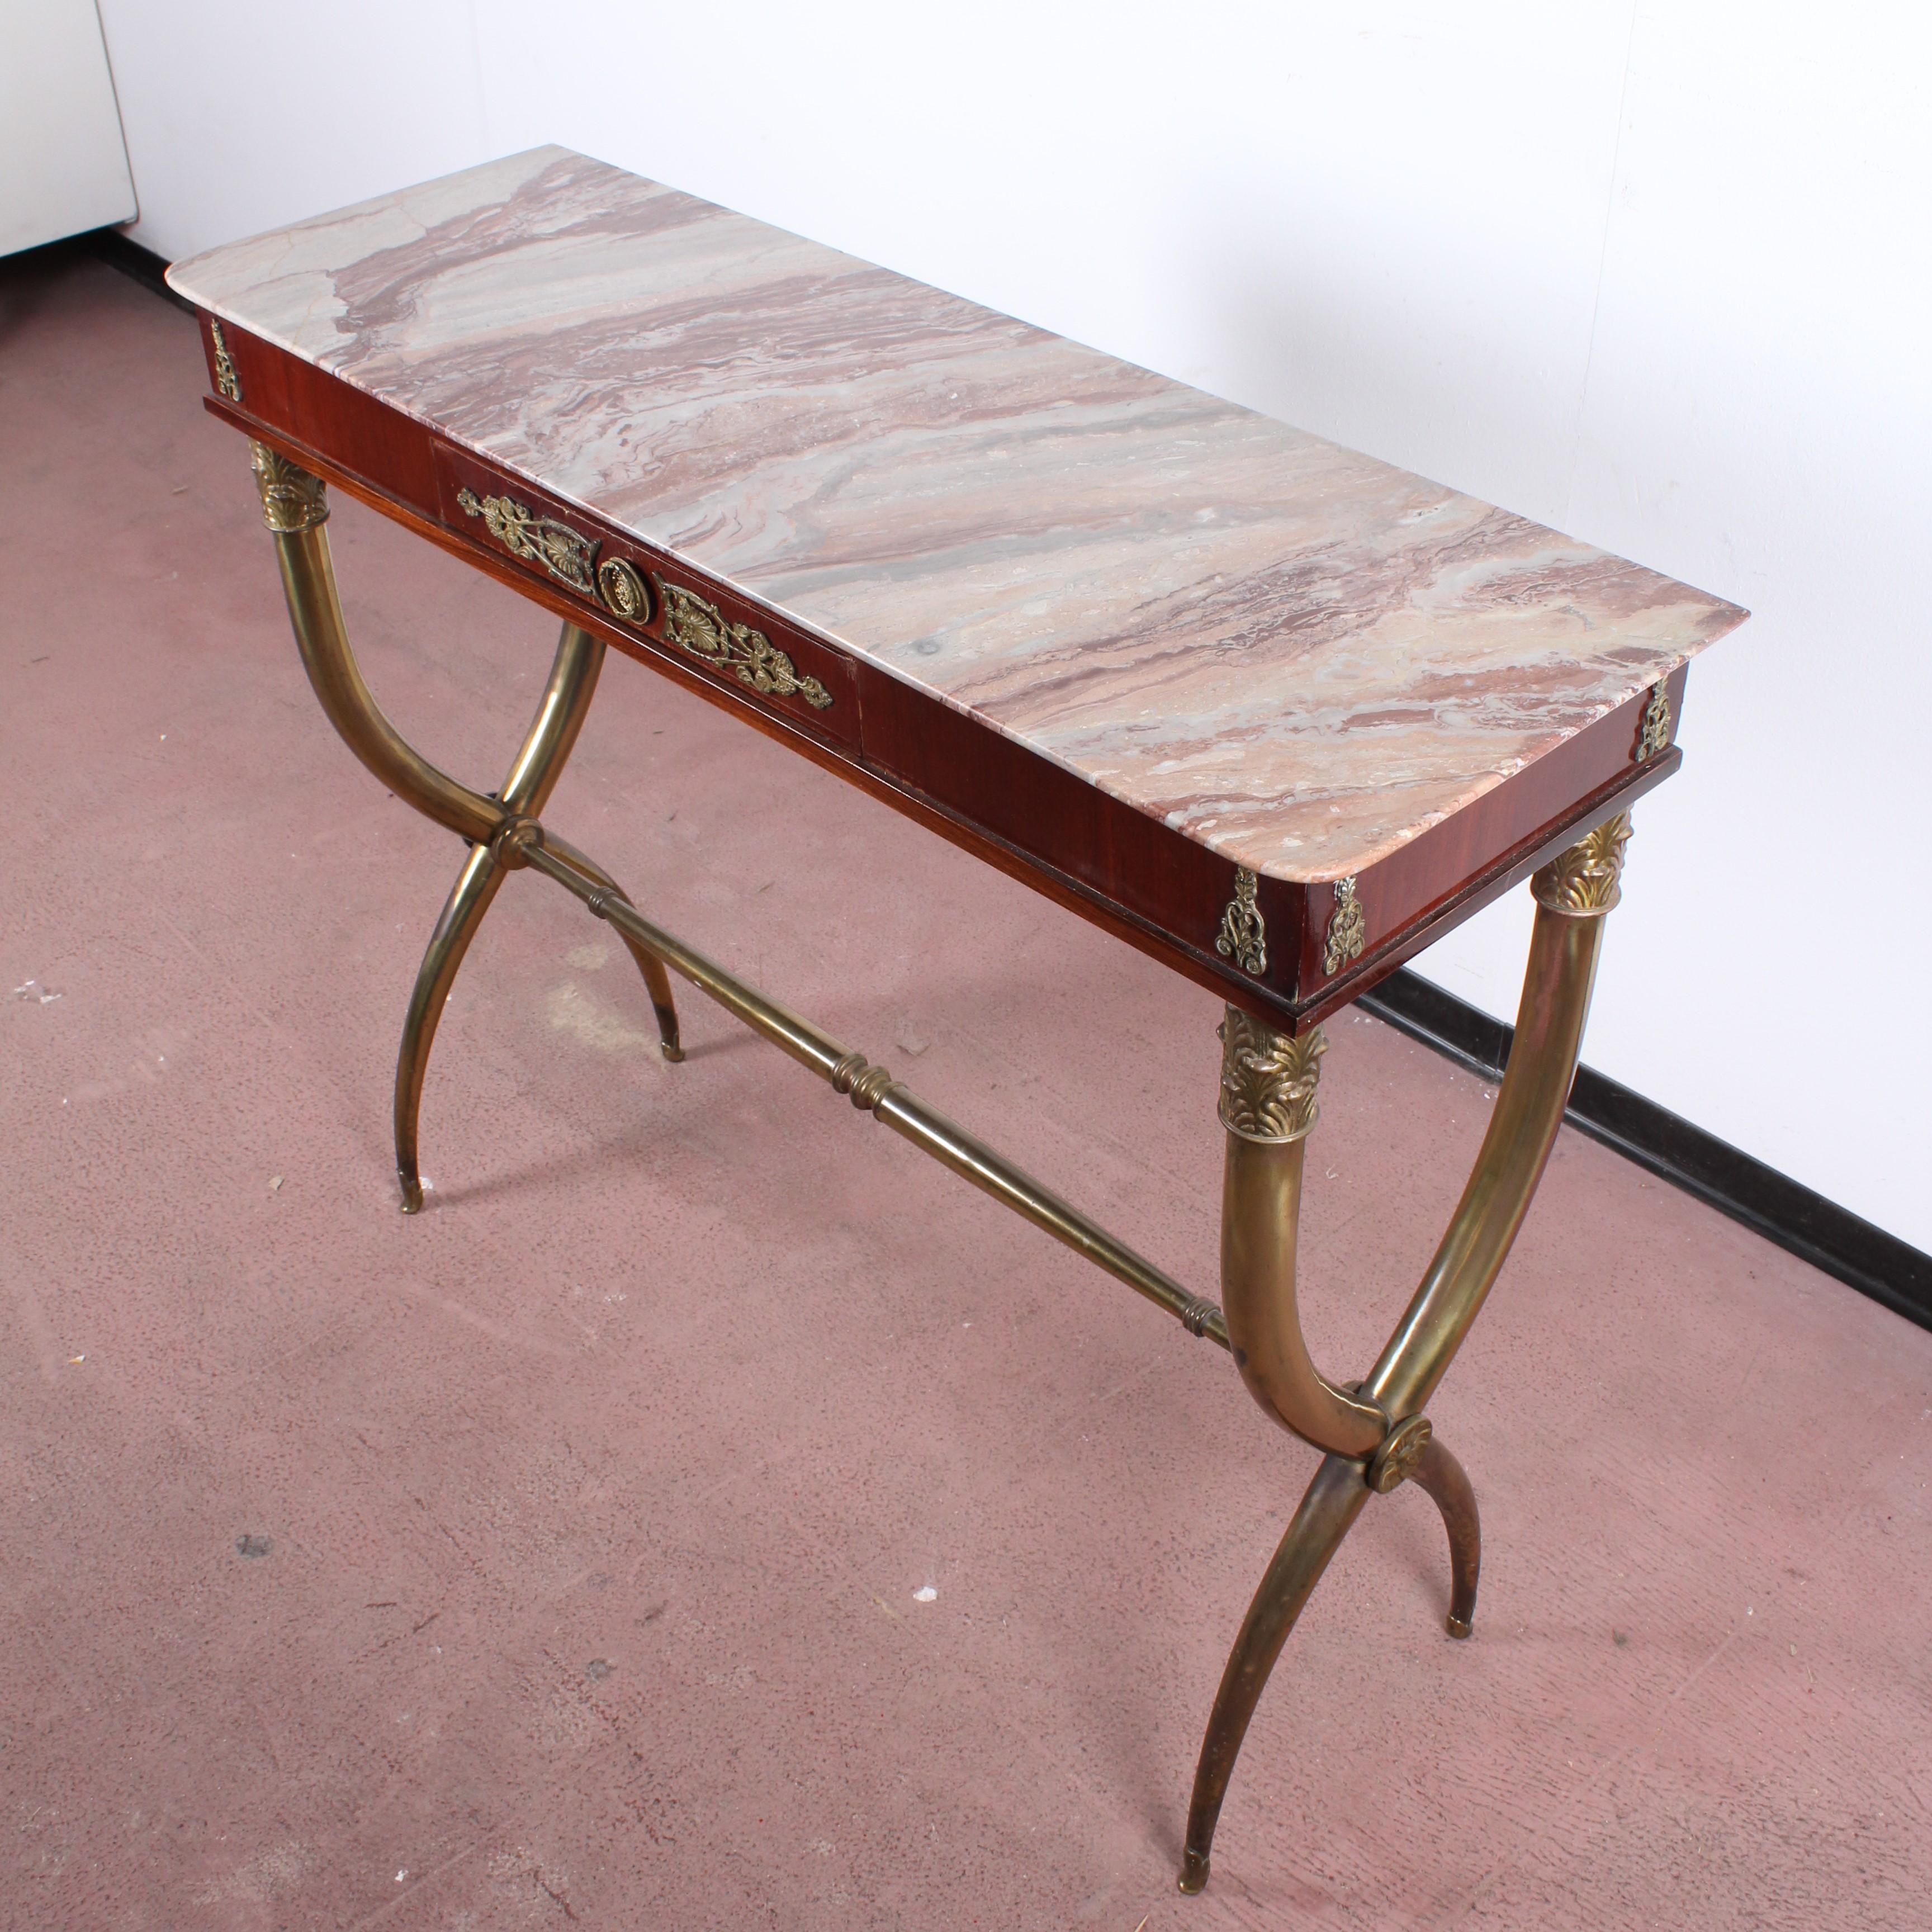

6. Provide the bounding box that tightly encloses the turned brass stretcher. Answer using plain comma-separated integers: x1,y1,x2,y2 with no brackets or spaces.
172,150,1745,1893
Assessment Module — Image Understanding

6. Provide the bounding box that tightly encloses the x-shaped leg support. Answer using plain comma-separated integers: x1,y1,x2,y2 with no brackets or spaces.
1181,813,1631,1891
249,442,681,1212
394,621,683,1212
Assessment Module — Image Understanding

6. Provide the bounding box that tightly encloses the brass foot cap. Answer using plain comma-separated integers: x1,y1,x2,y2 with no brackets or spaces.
1177,1849,1210,1895
661,1043,686,1064
399,1175,424,1215
1447,1614,1473,1640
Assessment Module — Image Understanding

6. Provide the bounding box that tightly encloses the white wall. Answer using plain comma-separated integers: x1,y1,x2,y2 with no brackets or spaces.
0,0,134,255
96,1,1931,1249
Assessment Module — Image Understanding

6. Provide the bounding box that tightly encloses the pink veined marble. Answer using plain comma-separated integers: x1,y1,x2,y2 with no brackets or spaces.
168,146,1747,883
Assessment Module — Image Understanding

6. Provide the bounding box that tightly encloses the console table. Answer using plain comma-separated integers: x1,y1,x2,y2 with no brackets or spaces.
167,148,1746,1893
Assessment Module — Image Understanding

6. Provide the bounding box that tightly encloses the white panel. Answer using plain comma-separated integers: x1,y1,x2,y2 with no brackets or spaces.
1409,2,1932,1248
96,0,487,264
0,0,135,255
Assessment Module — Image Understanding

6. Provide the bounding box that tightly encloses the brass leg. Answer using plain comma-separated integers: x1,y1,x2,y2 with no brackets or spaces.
1177,1453,1370,1894
1411,1433,1480,1639
393,621,682,1213
396,844,508,1211
247,446,680,1213
250,444,1236,1341
1182,817,1631,1893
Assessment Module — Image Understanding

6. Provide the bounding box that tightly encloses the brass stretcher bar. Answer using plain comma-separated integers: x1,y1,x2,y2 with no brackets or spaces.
252,442,1633,1891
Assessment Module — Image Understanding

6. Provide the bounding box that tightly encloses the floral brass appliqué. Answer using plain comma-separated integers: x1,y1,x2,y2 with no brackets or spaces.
1322,874,1366,977
1633,680,1672,760
655,580,834,710
456,487,600,595
1215,869,1267,976
1367,1414,1433,1494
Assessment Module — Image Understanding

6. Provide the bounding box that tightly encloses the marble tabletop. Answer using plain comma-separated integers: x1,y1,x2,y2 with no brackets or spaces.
169,148,1746,883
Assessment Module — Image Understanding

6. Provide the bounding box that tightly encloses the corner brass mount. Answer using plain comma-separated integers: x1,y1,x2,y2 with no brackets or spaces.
209,320,242,403
1635,680,1672,760
1322,874,1366,977
1215,868,1267,976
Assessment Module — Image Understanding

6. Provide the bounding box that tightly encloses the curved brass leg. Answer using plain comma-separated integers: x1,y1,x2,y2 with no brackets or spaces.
254,445,500,844
249,447,682,1211
1219,1013,1387,1457
1182,817,1632,1893
1362,848,1622,1418
396,844,508,1211
496,628,681,1063
1178,1454,1371,1894
1410,1433,1480,1639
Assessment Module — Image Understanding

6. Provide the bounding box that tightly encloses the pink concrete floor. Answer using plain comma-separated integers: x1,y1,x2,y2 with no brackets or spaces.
3,252,1929,1932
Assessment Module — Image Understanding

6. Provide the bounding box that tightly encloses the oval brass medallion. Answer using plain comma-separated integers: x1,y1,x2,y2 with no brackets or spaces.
597,557,651,624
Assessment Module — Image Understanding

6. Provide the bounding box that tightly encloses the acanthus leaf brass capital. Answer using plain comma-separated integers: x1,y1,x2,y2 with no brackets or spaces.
250,441,329,533
1218,1007,1325,1143
1531,812,1632,916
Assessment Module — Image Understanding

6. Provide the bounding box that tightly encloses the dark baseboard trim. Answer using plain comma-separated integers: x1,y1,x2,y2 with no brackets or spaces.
1357,968,1931,1333
81,227,193,314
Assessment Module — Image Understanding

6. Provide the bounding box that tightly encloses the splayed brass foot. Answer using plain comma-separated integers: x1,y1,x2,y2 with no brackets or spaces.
1412,1432,1480,1638
1180,1452,1372,1891
396,841,504,1212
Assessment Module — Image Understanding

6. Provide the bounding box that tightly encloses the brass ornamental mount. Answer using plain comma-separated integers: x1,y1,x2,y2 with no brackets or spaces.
209,320,242,403
1214,867,1267,975
596,556,651,624
1635,679,1673,760
1323,873,1367,976
654,578,835,710
457,486,600,595
1218,1010,1323,1142
247,443,1635,1899
1366,1412,1433,1494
